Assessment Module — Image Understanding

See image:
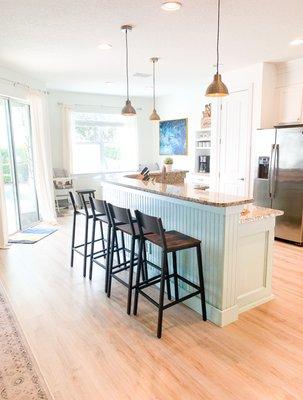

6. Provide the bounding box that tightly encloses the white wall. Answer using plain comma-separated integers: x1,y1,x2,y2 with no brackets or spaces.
156,85,209,172
48,90,155,170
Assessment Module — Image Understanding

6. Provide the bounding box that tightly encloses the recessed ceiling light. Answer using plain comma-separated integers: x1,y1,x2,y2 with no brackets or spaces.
290,38,303,46
161,1,182,11
97,43,112,50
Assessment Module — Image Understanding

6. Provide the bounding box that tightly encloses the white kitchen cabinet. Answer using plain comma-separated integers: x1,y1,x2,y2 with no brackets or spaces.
276,85,303,124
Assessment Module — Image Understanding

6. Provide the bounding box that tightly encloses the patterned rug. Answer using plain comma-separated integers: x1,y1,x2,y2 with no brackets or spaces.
9,225,58,244
0,286,53,399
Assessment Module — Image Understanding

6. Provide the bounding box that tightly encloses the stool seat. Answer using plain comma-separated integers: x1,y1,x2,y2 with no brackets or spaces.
77,209,93,218
76,189,96,195
95,213,109,224
145,230,200,252
117,222,140,237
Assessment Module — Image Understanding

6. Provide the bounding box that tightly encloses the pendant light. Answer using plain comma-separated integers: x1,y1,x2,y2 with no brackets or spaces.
205,0,229,97
149,57,160,121
121,25,136,115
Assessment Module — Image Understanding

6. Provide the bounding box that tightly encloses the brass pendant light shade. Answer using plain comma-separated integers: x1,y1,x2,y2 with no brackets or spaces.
149,57,161,121
205,73,228,97
149,109,160,121
205,0,229,97
121,25,136,116
122,99,136,115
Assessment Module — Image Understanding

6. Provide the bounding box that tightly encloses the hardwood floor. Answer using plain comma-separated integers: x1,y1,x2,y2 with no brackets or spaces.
0,217,302,400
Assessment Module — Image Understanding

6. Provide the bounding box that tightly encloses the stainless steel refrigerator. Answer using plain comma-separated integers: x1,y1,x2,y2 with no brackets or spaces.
253,125,303,245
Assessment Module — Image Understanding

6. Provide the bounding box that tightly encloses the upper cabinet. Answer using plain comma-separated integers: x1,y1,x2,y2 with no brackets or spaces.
276,85,303,125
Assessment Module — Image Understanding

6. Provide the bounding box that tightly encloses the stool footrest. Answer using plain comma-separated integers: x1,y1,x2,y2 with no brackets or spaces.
162,290,201,310
177,275,201,291
138,290,160,308
73,238,103,249
92,259,106,269
112,274,129,288
138,272,175,291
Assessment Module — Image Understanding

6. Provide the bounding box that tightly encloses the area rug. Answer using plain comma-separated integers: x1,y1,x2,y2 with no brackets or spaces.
0,286,53,399
9,225,57,244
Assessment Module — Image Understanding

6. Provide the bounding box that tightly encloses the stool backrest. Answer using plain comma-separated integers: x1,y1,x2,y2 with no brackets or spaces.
90,197,107,217
107,203,135,235
69,191,82,213
135,210,167,249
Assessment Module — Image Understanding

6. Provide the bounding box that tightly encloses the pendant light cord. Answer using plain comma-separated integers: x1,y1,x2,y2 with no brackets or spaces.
125,28,130,100
153,60,156,109
216,0,221,74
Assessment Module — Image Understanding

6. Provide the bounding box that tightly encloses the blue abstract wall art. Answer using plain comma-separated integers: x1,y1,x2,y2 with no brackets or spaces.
159,118,188,155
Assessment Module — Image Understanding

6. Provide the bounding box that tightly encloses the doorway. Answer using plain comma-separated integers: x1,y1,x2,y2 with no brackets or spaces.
217,88,252,197
0,97,39,234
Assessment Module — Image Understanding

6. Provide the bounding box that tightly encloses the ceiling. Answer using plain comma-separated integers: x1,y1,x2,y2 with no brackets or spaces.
1,0,303,96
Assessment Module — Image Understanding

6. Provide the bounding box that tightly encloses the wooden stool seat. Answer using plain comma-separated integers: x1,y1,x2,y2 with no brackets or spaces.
145,230,200,252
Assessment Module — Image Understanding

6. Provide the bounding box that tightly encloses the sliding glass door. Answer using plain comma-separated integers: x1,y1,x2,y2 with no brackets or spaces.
0,98,18,233
0,97,39,233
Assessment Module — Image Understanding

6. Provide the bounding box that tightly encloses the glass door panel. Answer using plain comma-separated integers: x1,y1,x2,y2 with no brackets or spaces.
10,101,39,229
0,98,18,234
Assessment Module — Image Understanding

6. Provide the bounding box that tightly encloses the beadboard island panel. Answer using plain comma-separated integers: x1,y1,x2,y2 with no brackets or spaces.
102,179,280,326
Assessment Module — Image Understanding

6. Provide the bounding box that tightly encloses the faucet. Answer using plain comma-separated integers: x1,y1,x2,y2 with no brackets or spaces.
161,165,167,182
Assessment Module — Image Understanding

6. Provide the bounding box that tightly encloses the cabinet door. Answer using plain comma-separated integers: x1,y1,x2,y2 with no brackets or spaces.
277,86,303,124
218,89,252,197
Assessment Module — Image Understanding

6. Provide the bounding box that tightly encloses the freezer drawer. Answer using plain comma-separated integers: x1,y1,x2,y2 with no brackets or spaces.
273,179,303,244
253,178,271,208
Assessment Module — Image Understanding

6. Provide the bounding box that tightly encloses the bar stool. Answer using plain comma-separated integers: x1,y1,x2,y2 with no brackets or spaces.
76,189,96,209
133,209,207,338
106,203,170,315
106,203,147,314
89,198,124,292
69,191,96,277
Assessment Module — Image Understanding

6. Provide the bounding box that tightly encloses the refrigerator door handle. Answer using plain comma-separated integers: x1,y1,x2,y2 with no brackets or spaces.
272,144,279,198
268,144,275,198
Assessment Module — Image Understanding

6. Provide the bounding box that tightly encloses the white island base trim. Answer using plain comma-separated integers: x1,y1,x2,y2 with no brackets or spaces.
102,183,276,327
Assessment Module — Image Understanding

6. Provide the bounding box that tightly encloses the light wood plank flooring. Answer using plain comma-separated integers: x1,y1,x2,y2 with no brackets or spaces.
0,217,302,400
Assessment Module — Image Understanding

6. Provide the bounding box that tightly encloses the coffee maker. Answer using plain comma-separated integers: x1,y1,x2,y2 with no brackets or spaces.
198,155,210,173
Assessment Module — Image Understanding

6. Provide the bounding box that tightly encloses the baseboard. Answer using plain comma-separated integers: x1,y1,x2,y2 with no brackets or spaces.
178,287,239,327
238,294,275,314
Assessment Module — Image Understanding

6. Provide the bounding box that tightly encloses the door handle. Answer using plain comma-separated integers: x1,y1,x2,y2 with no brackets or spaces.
272,144,279,198
238,178,245,181
268,144,275,198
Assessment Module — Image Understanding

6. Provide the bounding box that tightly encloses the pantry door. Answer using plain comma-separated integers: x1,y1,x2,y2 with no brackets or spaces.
218,88,252,197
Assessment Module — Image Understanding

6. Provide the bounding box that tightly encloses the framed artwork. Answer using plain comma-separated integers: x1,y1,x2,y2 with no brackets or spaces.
159,118,188,155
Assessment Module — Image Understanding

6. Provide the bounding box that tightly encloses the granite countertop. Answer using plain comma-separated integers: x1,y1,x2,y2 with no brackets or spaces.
102,175,253,207
240,205,284,224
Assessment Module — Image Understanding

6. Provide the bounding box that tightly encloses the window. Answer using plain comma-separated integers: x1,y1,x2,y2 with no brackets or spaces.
71,111,138,174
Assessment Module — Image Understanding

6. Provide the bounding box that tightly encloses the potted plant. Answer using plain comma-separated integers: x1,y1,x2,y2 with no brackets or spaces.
164,157,173,172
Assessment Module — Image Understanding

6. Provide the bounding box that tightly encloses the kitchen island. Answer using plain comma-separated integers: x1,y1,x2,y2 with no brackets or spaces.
102,174,283,327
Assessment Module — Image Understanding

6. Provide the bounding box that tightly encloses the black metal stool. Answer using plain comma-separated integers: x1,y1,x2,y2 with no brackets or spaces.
133,209,207,338
70,191,96,277
76,189,96,209
106,203,146,314
89,198,124,292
